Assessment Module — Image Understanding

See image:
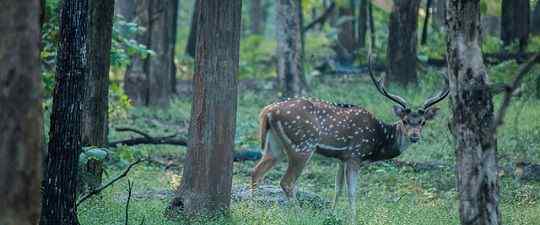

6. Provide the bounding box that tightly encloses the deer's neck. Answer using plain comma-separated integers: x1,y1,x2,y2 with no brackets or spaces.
372,121,410,160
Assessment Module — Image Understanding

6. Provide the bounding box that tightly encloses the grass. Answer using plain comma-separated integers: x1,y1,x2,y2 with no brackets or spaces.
78,68,540,225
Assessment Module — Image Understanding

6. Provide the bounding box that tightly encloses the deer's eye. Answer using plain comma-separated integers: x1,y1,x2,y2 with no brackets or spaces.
421,121,426,126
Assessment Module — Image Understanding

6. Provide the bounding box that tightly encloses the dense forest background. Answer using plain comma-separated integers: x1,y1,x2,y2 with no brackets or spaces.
2,0,540,225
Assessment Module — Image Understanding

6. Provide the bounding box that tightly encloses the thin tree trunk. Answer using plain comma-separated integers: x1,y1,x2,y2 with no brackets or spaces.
169,0,178,94
40,0,88,224
387,0,421,86
335,2,357,65
501,0,530,51
0,1,43,224
81,0,115,193
421,0,432,45
276,0,306,98
530,1,540,34
447,1,501,225
250,0,267,34
185,0,199,58
124,0,176,106
368,1,376,49
168,0,241,216
357,0,368,49
432,0,446,31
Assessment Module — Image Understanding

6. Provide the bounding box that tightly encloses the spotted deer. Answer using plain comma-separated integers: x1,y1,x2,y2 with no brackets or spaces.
250,58,449,216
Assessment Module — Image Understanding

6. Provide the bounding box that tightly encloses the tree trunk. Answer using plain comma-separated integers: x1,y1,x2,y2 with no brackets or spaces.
432,0,446,31
81,0,115,193
387,0,421,86
169,0,178,94
250,0,267,34
357,0,368,49
420,0,432,45
334,2,357,66
168,0,241,216
501,0,530,51
276,0,306,98
531,1,540,34
40,0,88,224
124,0,176,106
447,1,501,225
115,0,136,21
185,0,199,58
0,1,43,225
368,1,376,49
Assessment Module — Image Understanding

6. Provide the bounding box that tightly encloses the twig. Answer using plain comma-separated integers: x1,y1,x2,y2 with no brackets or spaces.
303,2,336,32
77,159,143,206
494,53,540,127
125,180,133,225
108,127,188,147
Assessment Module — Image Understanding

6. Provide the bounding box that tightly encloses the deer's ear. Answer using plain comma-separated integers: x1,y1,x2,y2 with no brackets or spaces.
392,105,408,118
424,107,440,120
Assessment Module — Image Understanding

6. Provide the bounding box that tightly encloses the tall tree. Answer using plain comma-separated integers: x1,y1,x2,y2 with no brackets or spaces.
357,0,368,49
0,1,43,225
431,0,446,30
276,0,306,97
250,0,267,34
386,0,421,86
185,0,199,58
40,0,88,224
501,0,530,51
447,1,500,225
168,0,241,216
81,0,115,192
387,0,421,86
530,1,540,34
124,0,178,106
334,1,358,65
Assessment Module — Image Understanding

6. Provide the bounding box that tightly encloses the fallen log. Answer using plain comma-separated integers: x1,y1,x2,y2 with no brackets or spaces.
107,127,187,147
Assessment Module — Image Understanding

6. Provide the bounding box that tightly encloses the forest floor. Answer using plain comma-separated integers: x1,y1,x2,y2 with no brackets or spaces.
78,75,540,225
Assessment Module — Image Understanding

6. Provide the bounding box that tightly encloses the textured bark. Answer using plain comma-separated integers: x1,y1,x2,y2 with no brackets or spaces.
0,1,43,225
168,0,241,216
40,0,88,224
357,0,368,49
81,0,114,192
124,0,176,106
501,0,530,51
387,0,421,86
250,0,267,34
335,2,357,65
447,1,500,225
276,0,306,98
185,0,199,58
531,1,540,34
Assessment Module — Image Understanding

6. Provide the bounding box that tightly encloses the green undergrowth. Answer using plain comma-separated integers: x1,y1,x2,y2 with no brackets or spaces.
79,66,540,225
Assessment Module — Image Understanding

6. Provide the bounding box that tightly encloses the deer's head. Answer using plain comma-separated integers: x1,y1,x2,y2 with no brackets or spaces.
368,56,448,143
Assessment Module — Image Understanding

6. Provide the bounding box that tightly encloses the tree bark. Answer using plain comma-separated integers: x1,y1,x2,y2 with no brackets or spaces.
334,2,357,66
421,0,432,45
357,0,368,49
431,0,446,31
81,0,115,193
531,1,540,34
387,0,421,86
0,1,43,225
501,0,530,51
168,0,241,216
124,0,176,106
115,0,136,21
447,1,501,225
40,0,88,224
185,0,199,58
276,0,306,98
250,0,267,34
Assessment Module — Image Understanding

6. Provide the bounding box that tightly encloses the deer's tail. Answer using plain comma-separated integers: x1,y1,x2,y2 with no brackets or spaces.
259,105,273,150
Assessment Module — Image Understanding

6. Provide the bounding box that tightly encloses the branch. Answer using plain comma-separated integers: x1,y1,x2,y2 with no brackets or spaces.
303,2,336,33
125,180,133,225
494,53,540,127
108,127,187,147
425,52,539,67
77,159,143,206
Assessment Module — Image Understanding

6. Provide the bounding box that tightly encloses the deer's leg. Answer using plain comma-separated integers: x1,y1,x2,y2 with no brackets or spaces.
280,152,312,201
251,130,283,190
345,160,360,220
333,161,346,209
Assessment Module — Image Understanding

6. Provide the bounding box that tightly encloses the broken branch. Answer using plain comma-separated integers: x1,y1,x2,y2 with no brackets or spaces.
108,127,187,147
77,159,143,206
303,2,336,33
